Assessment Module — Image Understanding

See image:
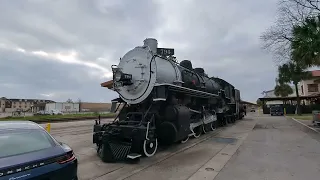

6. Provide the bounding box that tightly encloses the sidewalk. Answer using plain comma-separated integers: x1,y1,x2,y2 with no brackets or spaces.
214,116,320,180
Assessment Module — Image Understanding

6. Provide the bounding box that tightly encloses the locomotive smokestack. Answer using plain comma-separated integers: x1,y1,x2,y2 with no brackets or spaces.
143,38,158,54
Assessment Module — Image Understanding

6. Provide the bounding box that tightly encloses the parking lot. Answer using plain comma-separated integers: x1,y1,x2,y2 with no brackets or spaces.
41,112,320,180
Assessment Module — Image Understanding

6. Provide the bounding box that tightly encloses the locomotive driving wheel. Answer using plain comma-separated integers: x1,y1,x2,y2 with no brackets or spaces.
193,126,202,138
231,116,235,123
210,121,216,131
142,138,158,157
181,136,189,143
202,124,212,134
225,117,229,126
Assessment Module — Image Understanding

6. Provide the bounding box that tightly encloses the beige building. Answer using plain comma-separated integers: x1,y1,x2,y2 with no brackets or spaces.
80,102,112,112
0,97,54,113
261,70,320,105
299,70,320,96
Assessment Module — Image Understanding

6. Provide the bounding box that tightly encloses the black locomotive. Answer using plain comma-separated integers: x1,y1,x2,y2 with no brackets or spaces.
93,38,245,163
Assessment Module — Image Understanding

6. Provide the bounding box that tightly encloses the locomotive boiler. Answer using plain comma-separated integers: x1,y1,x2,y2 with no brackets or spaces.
93,38,244,163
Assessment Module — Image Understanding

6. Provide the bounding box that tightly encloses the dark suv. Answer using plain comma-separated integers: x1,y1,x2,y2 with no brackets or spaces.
270,105,284,116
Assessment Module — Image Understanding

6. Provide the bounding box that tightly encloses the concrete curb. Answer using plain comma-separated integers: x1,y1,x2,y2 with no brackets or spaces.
187,118,257,180
187,133,249,180
288,117,320,143
289,117,319,133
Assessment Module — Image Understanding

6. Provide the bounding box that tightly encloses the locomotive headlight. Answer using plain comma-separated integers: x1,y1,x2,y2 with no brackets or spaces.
114,71,122,81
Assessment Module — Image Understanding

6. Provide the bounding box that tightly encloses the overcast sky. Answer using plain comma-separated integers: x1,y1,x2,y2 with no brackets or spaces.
0,0,281,103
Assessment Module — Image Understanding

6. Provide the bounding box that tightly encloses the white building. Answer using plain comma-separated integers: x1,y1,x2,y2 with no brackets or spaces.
0,97,54,113
261,86,300,105
45,102,80,113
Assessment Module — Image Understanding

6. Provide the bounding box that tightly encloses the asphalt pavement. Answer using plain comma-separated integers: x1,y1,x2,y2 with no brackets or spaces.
41,113,320,180
214,115,320,180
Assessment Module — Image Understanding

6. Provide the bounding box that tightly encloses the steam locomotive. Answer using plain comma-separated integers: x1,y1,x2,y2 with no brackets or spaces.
93,38,245,163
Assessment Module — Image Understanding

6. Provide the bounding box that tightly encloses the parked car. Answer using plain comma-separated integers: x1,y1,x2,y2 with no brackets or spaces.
34,110,50,116
0,121,78,180
250,107,256,112
270,105,284,116
50,109,64,115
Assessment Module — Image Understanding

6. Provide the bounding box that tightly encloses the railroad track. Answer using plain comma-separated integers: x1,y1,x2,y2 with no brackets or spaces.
91,125,229,180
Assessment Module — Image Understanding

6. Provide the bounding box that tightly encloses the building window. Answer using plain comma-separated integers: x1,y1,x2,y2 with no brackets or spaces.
301,85,304,94
308,84,319,92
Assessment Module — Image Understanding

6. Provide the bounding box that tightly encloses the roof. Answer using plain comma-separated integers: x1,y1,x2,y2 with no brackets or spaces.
32,102,47,107
259,93,320,101
262,85,297,98
240,100,257,105
262,90,274,93
0,97,55,103
0,121,41,130
311,70,320,77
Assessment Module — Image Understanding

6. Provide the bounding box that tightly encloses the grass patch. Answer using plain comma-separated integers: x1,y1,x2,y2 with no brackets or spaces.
0,112,116,122
286,114,313,120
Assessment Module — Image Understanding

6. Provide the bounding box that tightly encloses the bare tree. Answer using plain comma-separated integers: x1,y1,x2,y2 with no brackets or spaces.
66,98,73,103
261,0,320,64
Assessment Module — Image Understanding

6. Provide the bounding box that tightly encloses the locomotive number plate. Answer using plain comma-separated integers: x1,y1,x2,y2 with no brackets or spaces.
157,48,174,56
114,81,123,88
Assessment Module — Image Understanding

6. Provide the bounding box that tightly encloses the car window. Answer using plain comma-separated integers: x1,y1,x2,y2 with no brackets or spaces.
271,106,282,110
0,129,56,158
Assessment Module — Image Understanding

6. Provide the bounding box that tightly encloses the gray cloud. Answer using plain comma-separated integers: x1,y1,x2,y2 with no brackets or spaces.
0,0,280,103
0,48,118,102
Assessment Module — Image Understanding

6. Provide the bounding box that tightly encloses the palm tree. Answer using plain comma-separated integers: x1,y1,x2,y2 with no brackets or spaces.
256,99,263,107
277,62,312,115
291,15,320,67
274,83,293,97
